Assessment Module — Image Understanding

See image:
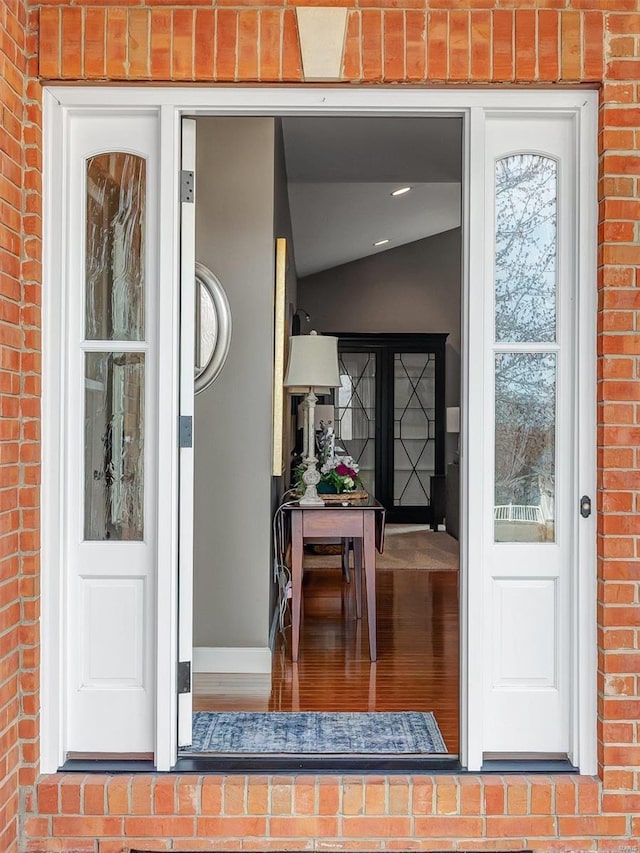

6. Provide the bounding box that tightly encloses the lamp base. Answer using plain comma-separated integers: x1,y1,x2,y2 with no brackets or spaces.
299,487,325,506
299,453,325,506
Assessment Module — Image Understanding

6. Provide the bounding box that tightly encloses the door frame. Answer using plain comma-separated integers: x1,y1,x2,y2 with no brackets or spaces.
41,86,597,774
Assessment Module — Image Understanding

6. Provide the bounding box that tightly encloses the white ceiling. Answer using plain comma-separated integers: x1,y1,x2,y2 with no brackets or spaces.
281,117,463,277
288,182,461,277
282,117,463,183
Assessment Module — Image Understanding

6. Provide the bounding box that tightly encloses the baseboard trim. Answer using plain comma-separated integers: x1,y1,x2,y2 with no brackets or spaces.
193,646,272,674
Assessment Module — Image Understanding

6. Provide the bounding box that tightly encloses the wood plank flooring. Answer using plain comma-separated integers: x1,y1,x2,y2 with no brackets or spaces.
195,560,460,754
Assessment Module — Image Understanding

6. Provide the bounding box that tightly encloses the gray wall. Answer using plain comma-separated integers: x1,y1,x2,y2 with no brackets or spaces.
194,118,275,649
298,228,462,460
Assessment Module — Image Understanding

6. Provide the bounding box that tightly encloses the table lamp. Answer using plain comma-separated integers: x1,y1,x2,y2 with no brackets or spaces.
284,331,341,505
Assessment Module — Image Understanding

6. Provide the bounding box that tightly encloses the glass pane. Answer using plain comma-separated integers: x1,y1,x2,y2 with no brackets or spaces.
495,154,557,343
86,153,146,341
393,353,435,507
85,352,145,540
336,352,375,495
494,353,555,543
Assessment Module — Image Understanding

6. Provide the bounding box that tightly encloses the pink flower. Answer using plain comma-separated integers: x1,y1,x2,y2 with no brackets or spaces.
335,464,356,478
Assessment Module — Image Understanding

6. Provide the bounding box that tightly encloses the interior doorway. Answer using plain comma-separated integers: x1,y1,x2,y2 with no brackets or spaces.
187,115,463,758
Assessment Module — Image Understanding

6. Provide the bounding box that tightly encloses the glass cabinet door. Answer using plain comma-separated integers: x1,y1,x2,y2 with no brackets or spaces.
336,335,446,524
393,352,437,508
335,351,376,496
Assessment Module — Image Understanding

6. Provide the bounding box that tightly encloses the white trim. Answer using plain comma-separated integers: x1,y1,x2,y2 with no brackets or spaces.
193,647,273,675
41,88,67,773
574,97,599,777
154,105,182,772
463,106,487,772
45,86,599,113
41,85,598,775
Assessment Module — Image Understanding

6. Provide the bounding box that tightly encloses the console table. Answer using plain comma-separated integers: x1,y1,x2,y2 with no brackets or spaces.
282,498,385,662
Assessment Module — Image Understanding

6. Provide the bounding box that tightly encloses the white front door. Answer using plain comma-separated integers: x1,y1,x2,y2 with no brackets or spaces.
65,112,159,752
178,118,196,747
466,109,595,764
42,88,596,773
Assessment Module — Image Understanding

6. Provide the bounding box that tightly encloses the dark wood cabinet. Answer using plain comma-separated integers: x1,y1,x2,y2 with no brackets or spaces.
334,333,447,525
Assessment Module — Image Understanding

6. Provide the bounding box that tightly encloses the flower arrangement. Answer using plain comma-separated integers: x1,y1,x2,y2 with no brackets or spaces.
293,419,364,495
318,455,363,494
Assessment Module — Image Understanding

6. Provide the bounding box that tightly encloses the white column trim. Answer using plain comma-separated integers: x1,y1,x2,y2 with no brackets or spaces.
462,105,487,772
40,89,67,774
154,104,182,771
574,97,598,777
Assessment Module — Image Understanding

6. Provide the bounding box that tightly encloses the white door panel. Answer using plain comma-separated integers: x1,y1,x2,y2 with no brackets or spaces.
178,118,196,747
66,113,159,753
480,113,575,756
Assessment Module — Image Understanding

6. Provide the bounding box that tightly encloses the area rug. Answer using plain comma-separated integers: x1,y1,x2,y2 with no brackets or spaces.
186,711,447,754
303,528,459,572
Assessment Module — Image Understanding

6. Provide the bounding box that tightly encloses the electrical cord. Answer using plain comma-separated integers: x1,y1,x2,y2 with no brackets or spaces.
272,492,300,637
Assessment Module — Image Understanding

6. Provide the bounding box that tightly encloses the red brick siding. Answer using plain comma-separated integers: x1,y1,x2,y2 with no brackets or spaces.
25,773,629,853
6,0,640,849
0,0,41,850
37,5,607,85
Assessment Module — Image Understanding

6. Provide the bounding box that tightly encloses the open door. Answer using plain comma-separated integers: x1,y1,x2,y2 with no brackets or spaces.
178,117,196,747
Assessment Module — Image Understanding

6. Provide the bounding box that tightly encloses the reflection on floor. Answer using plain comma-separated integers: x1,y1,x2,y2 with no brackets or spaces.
194,528,460,754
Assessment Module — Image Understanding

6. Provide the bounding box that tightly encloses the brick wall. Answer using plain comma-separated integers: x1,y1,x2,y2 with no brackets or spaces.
0,0,41,851
10,0,640,850
22,773,636,852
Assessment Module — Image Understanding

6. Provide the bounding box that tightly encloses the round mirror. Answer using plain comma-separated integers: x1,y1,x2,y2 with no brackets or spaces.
194,262,232,394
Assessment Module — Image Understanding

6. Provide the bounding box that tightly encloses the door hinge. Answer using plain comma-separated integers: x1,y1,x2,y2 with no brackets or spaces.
580,495,592,519
179,415,193,448
180,170,194,204
178,661,191,694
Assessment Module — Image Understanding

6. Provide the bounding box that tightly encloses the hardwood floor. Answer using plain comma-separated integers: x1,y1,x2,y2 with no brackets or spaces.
195,560,460,754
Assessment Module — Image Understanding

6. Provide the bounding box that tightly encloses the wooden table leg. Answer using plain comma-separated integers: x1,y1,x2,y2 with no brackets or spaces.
341,538,351,583
353,537,362,620
368,662,377,710
363,512,377,661
291,510,303,662
292,664,300,711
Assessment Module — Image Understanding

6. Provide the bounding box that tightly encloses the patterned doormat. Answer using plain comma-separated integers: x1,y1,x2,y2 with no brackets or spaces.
185,711,447,754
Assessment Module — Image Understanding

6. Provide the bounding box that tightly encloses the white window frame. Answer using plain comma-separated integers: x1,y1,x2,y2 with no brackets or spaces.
41,86,597,774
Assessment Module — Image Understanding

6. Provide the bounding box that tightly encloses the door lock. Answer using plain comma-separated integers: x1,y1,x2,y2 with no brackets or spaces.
580,495,592,519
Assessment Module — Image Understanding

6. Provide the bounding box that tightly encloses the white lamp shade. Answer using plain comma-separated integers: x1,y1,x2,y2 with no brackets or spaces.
284,331,341,389
446,406,460,434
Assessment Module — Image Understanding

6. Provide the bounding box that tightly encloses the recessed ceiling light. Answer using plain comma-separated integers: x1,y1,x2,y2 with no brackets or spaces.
373,239,390,247
391,186,412,197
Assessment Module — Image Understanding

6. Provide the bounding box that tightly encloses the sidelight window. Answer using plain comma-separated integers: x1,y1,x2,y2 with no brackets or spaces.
83,153,147,542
